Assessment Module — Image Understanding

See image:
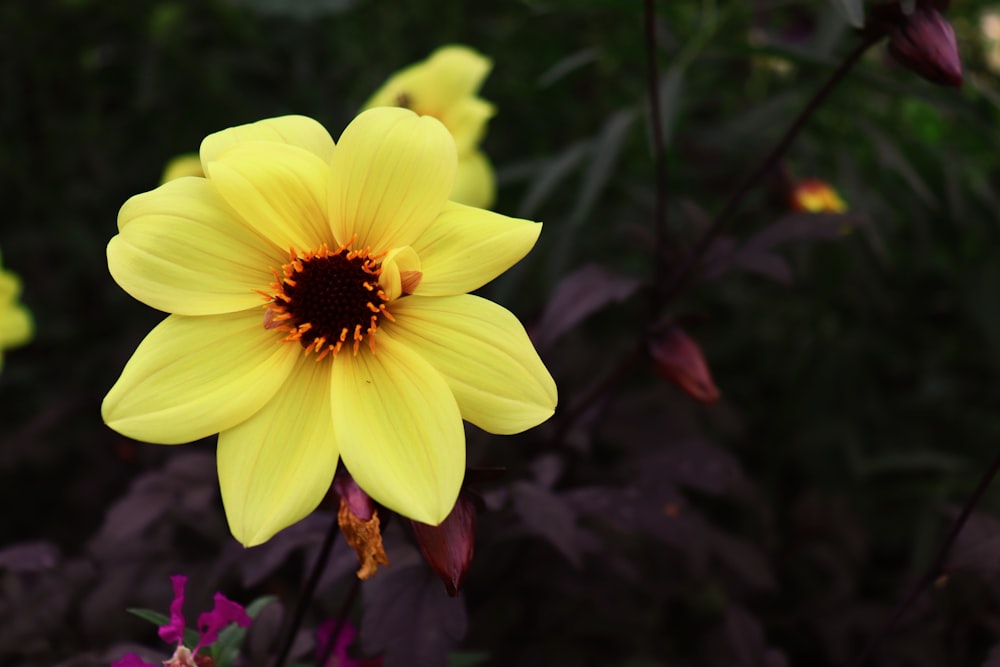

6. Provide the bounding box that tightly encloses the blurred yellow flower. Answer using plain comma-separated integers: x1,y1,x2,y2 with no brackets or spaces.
789,179,847,213
0,254,32,371
364,45,497,209
160,153,204,183
981,8,1000,74
102,109,556,546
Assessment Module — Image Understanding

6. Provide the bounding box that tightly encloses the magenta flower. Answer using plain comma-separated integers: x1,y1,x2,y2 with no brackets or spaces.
112,575,252,667
316,618,383,667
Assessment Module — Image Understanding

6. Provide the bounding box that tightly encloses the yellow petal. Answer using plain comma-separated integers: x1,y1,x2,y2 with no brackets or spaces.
160,154,204,184
379,245,421,300
206,142,331,252
331,334,464,525
328,107,456,251
363,46,494,154
200,115,335,168
439,97,495,156
410,201,541,296
450,150,496,209
102,310,299,444
383,295,556,434
111,177,279,315
218,355,337,546
0,302,31,349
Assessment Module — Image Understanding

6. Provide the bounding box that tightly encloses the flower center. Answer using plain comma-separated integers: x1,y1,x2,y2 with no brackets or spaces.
262,242,394,360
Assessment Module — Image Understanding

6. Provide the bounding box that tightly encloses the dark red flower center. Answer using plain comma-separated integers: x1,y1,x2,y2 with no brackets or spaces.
262,244,393,359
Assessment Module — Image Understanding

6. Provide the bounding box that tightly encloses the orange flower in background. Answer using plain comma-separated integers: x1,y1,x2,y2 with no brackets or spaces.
789,179,848,213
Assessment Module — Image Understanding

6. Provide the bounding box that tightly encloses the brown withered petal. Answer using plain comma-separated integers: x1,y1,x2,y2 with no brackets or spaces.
648,326,720,405
411,493,477,596
337,498,389,580
888,8,962,87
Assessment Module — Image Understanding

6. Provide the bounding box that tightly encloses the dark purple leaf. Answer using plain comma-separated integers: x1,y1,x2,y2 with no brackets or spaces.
728,248,794,285
635,438,750,497
703,525,775,591
982,640,1000,667
946,509,1000,576
532,264,640,349
510,481,591,568
744,212,864,250
0,540,60,572
703,605,788,667
361,532,467,667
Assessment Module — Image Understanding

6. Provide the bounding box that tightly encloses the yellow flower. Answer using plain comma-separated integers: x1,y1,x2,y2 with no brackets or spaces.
364,45,497,209
160,153,204,183
102,109,557,547
0,254,32,370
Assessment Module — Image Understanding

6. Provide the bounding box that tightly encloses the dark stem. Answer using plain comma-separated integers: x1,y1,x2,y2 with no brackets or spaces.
315,576,362,667
271,511,341,667
644,0,669,290
659,33,881,307
549,340,643,445
849,448,1000,667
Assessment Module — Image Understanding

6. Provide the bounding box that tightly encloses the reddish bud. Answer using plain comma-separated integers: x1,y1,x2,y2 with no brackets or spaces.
334,469,375,521
888,8,962,87
648,326,720,405
411,494,477,596
334,472,388,580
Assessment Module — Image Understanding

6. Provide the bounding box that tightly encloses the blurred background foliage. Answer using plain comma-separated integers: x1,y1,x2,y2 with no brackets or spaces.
5,0,1000,666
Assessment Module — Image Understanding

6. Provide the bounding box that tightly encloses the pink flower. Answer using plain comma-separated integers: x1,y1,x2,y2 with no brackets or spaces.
316,618,383,667
112,575,252,667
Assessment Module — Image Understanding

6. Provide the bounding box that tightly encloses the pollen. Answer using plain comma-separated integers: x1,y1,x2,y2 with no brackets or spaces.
261,241,393,360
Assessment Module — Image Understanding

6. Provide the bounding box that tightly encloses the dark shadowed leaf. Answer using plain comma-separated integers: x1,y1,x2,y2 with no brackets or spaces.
703,605,788,667
225,0,356,18
242,598,289,666
982,641,1000,667
831,0,864,28
538,48,599,88
745,212,865,249
703,526,775,591
362,533,468,667
946,510,1000,576
510,481,591,568
533,263,641,349
656,65,685,148
517,141,589,219
0,540,60,572
636,438,750,497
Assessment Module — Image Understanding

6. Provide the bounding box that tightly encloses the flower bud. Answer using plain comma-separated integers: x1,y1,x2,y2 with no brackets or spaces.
888,8,962,87
334,471,389,580
410,493,477,596
648,326,720,405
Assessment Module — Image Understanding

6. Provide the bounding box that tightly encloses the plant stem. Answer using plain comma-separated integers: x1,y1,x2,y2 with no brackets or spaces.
660,33,881,308
644,0,669,290
271,510,341,667
315,576,362,667
850,448,1000,667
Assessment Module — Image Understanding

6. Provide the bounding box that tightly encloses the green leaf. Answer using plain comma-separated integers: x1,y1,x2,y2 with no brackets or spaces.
126,608,199,648
448,651,491,667
210,597,276,667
